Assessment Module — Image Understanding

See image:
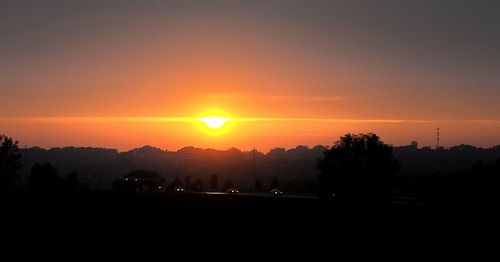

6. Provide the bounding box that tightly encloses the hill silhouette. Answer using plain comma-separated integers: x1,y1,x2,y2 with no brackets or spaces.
15,143,500,192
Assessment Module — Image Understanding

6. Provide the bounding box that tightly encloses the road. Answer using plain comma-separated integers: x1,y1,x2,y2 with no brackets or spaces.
190,191,318,200
187,191,423,205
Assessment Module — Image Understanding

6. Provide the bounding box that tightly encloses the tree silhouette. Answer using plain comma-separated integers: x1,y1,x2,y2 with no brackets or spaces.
0,135,22,191
254,178,263,191
210,174,219,191
170,176,183,189
62,171,80,192
221,179,234,192
317,133,400,204
194,178,204,192
271,176,280,189
458,159,500,205
29,163,59,191
184,175,192,191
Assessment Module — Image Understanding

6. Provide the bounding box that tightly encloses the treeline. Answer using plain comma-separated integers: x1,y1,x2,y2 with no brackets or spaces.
316,133,500,206
13,143,500,191
17,145,325,190
394,159,500,206
2,133,500,207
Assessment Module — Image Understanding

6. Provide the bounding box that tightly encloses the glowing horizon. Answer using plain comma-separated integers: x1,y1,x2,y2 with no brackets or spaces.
3,115,500,152
4,116,500,124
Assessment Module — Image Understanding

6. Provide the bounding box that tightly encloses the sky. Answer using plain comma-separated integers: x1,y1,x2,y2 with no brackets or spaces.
1,0,500,151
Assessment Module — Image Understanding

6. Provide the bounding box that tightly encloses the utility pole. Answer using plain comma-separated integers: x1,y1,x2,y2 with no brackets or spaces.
436,128,440,149
24,145,28,176
253,148,256,190
183,157,188,176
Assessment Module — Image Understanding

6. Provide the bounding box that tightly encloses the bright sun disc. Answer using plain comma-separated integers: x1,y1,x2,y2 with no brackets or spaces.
198,117,230,129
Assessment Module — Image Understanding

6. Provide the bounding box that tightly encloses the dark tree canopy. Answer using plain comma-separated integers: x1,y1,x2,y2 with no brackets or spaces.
0,135,22,190
221,179,234,192
271,176,280,189
317,133,400,203
63,171,80,192
194,178,204,192
29,163,60,191
170,176,183,189
29,163,81,192
210,174,219,191
184,175,192,191
254,178,263,191
125,170,161,180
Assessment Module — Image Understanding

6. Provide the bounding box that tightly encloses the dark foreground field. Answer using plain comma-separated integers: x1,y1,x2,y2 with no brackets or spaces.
4,191,489,227
3,191,496,259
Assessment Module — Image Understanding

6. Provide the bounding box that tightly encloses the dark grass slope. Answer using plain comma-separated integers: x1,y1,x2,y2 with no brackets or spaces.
3,191,495,260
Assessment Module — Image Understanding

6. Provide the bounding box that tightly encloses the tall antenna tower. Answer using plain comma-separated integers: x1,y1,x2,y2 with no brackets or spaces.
436,128,440,149
253,147,256,178
24,145,28,176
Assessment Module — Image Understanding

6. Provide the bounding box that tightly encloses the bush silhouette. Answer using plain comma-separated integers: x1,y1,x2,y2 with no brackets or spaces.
29,163,60,191
210,174,219,191
63,171,80,192
317,133,400,204
29,163,81,192
221,179,234,192
170,176,183,190
271,176,280,189
184,175,192,191
254,178,263,191
194,178,204,192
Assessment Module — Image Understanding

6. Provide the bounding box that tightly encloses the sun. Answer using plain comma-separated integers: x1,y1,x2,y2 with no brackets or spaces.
198,116,231,129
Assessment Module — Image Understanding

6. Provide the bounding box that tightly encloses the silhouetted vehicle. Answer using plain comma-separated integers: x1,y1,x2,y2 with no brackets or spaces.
328,192,336,200
173,186,184,192
227,188,239,193
270,189,283,196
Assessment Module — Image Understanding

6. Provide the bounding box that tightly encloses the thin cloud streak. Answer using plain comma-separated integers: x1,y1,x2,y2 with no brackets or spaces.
264,95,344,102
258,133,323,137
0,117,194,123
3,117,500,124
205,93,346,102
234,118,500,124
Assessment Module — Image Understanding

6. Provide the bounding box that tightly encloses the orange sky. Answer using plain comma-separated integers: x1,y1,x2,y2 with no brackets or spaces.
1,1,500,151
3,117,500,152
